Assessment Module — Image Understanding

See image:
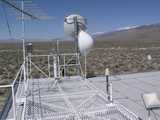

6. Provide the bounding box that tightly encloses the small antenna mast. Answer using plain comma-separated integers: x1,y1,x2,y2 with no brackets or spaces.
21,0,27,91
22,0,25,66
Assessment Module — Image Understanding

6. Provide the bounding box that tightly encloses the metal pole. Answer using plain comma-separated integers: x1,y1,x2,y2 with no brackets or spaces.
77,53,80,75
56,40,60,78
148,110,151,120
64,55,66,76
48,55,50,77
26,56,28,80
84,53,87,79
57,54,60,78
73,17,79,53
53,56,57,78
22,0,25,68
29,54,32,79
106,75,109,95
11,85,16,120
105,68,111,102
73,17,81,76
110,82,113,102
29,56,32,78
21,0,27,92
56,39,59,54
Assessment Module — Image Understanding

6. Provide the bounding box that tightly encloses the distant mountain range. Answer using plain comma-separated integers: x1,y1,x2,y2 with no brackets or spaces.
1,23,160,43
0,38,54,43
94,23,160,42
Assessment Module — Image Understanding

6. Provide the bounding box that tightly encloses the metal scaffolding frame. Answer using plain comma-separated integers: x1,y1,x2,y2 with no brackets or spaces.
0,52,140,120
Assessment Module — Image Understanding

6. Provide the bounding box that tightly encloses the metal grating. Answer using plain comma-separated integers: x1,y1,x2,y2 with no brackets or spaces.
18,76,139,120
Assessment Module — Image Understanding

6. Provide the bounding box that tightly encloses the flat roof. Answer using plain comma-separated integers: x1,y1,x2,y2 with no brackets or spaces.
89,71,160,120
4,75,140,120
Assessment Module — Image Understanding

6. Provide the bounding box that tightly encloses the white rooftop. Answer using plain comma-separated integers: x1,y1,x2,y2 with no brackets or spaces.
89,71,160,120
2,71,160,120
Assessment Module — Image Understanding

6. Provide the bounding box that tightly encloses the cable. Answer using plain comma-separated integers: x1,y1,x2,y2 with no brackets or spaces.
0,0,38,19
1,3,12,38
1,2,21,67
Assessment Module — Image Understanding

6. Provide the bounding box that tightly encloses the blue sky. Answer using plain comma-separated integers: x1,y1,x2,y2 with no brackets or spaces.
0,0,160,39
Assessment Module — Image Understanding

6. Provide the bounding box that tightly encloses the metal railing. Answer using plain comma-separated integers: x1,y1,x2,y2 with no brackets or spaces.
0,53,85,120
26,53,85,79
0,62,24,120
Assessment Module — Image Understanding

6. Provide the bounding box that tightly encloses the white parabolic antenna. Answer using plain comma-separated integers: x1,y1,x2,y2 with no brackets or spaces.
64,14,93,55
64,14,87,37
78,30,93,55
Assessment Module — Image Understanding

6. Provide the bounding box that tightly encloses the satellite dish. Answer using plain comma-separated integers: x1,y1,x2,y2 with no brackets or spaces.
78,30,93,55
64,14,93,55
64,14,87,37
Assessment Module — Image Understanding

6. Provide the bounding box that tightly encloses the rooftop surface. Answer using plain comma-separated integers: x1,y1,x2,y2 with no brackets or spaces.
3,71,160,120
89,71,160,120
5,76,139,120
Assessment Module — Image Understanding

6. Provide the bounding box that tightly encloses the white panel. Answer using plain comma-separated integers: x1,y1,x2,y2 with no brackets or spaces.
64,14,86,37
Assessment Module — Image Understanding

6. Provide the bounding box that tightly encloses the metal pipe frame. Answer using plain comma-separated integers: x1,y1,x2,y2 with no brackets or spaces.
30,61,49,78
26,53,84,79
0,62,25,120
47,55,50,77
11,85,16,120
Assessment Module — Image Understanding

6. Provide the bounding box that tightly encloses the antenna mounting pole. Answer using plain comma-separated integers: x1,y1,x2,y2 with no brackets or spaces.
73,16,81,75
21,0,27,92
73,16,79,53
